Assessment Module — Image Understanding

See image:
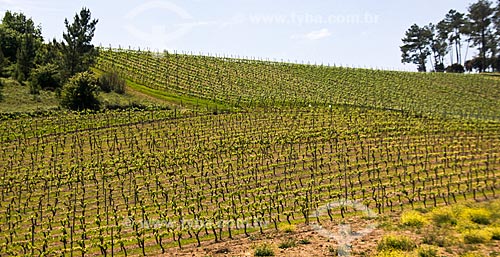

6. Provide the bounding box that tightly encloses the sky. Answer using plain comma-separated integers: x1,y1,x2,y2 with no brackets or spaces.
0,0,478,71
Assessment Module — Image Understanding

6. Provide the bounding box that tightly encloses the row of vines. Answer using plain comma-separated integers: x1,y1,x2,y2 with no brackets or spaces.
0,107,499,255
95,48,500,119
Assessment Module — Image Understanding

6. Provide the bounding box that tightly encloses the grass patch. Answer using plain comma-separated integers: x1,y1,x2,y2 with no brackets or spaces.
463,230,492,244
279,224,296,234
278,239,296,249
488,227,500,240
376,250,409,257
416,245,438,257
254,243,275,256
377,235,416,252
466,208,492,225
401,210,427,228
431,207,457,227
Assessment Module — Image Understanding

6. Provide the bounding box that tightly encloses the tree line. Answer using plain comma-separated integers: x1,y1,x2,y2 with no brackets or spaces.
0,8,123,110
401,0,500,72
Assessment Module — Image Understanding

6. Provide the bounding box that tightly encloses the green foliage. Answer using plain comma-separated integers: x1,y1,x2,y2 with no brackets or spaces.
0,11,42,63
417,245,438,257
446,63,465,73
488,227,500,240
422,228,455,247
466,0,495,72
15,34,39,82
278,239,296,249
400,24,433,72
376,250,409,257
431,207,458,227
97,49,500,118
401,210,428,228
29,63,61,94
279,224,296,234
377,235,417,252
254,243,275,256
60,71,100,110
463,229,492,244
98,71,125,94
466,208,492,225
60,8,98,80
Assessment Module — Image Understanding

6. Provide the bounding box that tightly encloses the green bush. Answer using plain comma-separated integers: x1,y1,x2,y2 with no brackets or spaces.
422,228,454,247
489,227,500,240
98,71,125,94
401,210,427,228
431,207,457,227
279,224,296,234
467,209,492,225
60,71,100,110
377,235,416,252
254,243,275,256
29,63,60,94
417,245,438,257
376,250,409,257
463,230,492,244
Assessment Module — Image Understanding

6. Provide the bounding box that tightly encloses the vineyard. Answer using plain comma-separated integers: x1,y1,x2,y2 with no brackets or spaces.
96,48,500,119
0,48,499,256
1,106,499,256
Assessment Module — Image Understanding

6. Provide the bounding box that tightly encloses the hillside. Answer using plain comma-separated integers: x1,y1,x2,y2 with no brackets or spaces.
96,48,500,119
0,49,500,257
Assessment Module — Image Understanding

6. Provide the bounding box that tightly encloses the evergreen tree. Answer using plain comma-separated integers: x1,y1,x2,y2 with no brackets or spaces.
400,24,433,72
466,0,495,72
60,7,98,80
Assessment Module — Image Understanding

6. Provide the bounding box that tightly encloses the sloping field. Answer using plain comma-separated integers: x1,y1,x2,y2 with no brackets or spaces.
0,107,499,255
96,49,500,119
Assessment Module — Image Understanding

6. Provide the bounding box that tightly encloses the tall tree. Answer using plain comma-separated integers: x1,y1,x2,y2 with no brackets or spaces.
15,34,38,82
60,7,98,80
438,10,467,64
401,24,433,72
466,0,495,72
0,11,42,63
427,23,449,72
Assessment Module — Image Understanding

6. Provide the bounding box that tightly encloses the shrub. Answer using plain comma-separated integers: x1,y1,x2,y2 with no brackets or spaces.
466,208,491,225
422,228,454,247
431,207,457,227
463,230,492,244
254,243,275,256
98,71,125,94
60,71,100,110
488,227,500,240
29,63,61,94
377,235,416,252
376,250,409,257
446,63,465,73
279,224,296,234
401,210,427,228
417,245,438,257
278,239,296,249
